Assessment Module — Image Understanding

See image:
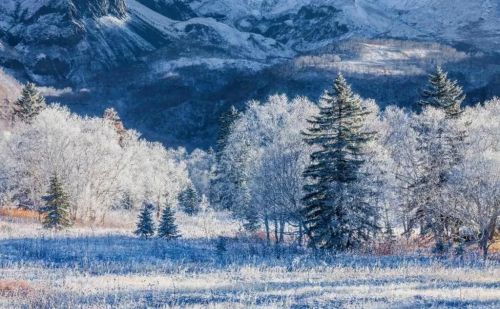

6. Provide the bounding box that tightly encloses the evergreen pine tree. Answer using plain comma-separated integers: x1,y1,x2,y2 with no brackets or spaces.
13,82,46,123
215,106,239,160
157,204,180,239
384,220,396,243
210,106,239,209
302,73,378,250
419,66,465,119
414,66,467,240
134,203,155,238
41,173,71,230
243,206,260,233
232,139,254,222
419,66,466,165
179,184,200,215
216,236,228,256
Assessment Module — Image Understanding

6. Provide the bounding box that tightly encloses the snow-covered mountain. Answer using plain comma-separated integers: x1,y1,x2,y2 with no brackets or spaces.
0,0,499,147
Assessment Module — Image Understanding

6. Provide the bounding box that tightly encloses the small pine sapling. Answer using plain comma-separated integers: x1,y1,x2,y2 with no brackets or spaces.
157,204,180,240
135,203,155,238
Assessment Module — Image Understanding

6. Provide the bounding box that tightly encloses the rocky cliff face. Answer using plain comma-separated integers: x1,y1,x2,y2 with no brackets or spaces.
0,0,153,84
71,0,127,19
2,0,126,47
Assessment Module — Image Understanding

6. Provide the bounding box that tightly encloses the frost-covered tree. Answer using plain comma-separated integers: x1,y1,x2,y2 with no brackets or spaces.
414,69,467,241
135,203,155,238
199,194,210,212
419,66,465,119
222,95,317,242
380,97,499,256
118,193,135,210
134,142,189,219
41,173,71,230
414,109,453,236
389,67,468,242
449,155,499,259
302,74,379,250
157,204,180,240
178,184,200,215
380,106,422,236
0,105,188,223
383,107,465,240
183,148,215,199
445,99,500,259
13,82,46,123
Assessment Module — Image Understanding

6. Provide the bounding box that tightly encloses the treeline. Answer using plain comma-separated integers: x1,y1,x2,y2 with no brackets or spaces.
211,67,499,258
0,83,191,228
0,67,498,258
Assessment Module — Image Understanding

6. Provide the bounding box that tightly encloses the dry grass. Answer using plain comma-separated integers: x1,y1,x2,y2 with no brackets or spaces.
0,207,41,221
0,280,33,297
491,236,500,253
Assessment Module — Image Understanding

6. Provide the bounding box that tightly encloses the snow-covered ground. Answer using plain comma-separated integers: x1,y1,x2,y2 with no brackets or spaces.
1,214,499,308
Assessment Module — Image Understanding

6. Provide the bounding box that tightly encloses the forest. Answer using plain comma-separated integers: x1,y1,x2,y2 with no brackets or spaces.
0,67,499,307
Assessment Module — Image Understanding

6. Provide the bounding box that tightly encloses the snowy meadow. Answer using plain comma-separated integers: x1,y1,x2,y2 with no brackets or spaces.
1,216,499,308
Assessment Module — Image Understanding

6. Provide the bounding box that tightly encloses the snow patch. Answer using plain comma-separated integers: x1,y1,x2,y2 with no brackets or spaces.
152,57,268,75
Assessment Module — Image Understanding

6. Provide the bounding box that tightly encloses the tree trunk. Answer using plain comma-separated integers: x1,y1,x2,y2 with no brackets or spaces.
264,214,270,245
298,223,303,247
274,217,279,245
480,215,498,260
279,217,285,244
156,197,161,219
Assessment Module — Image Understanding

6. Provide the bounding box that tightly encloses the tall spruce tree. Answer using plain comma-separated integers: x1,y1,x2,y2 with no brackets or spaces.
419,65,466,165
179,184,200,215
414,66,466,240
302,73,378,250
419,66,465,119
13,82,46,123
41,174,71,230
210,106,239,209
157,204,180,239
135,203,155,238
215,106,239,160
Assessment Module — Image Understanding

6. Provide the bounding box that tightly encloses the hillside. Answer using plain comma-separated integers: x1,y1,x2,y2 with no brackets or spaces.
0,0,499,147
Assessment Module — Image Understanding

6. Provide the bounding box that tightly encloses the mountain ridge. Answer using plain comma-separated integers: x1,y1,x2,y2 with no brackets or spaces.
0,0,499,148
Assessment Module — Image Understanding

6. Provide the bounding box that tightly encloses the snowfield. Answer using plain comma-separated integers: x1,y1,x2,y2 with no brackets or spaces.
1,215,499,308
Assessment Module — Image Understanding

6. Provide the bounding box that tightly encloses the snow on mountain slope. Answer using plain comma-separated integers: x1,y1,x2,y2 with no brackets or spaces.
0,68,21,130
293,40,469,77
352,0,499,50
0,0,152,84
360,0,500,49
187,0,500,52
0,0,499,148
2,0,496,85
127,0,291,61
